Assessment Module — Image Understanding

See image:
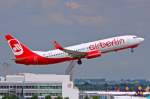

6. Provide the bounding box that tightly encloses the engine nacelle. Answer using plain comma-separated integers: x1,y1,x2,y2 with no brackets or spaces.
86,50,101,59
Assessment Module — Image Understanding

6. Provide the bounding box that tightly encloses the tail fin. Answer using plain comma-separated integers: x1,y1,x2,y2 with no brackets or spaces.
5,34,34,59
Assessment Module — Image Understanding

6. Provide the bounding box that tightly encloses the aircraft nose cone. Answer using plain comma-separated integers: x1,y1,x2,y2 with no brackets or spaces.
138,37,144,42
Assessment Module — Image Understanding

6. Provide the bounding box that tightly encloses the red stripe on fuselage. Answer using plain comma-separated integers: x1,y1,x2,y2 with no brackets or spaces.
15,52,75,65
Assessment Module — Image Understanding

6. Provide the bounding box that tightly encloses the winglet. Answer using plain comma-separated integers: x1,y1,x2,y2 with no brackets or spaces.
53,41,64,50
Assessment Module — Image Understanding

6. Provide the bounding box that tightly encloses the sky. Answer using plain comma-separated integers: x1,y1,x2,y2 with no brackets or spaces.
0,0,150,80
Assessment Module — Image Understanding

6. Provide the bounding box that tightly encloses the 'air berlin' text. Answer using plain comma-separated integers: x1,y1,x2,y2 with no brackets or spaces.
89,38,125,50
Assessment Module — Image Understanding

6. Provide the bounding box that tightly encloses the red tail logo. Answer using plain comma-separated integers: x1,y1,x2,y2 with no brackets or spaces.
5,34,35,59
8,39,24,56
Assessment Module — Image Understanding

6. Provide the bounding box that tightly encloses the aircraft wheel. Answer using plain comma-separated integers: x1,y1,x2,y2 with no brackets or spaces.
131,48,134,53
77,59,82,65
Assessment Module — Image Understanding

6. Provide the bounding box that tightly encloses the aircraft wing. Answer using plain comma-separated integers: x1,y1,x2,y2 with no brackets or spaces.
53,41,87,58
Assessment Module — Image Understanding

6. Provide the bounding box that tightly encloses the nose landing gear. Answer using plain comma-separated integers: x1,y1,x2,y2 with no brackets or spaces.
131,48,134,53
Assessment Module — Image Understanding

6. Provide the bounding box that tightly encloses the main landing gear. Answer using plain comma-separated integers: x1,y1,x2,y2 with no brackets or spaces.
77,59,82,65
131,48,134,53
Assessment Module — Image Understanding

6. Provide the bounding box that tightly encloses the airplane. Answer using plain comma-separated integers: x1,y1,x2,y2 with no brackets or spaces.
5,34,144,65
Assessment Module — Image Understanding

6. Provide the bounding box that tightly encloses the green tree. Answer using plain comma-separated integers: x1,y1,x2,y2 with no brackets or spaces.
10,95,19,99
84,95,89,99
64,97,69,99
104,83,108,91
2,95,10,99
45,95,52,99
31,95,38,99
92,96,99,99
2,95,19,99
55,96,63,99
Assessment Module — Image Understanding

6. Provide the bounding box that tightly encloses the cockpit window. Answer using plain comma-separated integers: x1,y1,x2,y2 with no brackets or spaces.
133,36,138,38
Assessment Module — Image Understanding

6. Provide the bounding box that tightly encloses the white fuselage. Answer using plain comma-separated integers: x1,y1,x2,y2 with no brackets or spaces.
34,35,144,59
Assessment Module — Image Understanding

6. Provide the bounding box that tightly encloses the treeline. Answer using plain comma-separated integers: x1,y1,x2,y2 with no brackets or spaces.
75,83,150,91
